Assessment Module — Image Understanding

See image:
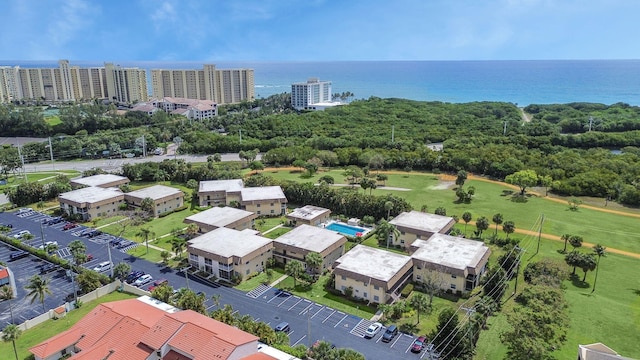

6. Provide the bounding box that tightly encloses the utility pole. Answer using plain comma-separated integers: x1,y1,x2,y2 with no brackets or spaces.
536,214,545,255
589,116,593,132
503,121,507,136
239,129,242,144
17,142,27,182
48,137,54,170
391,125,395,143
107,242,114,278
141,135,146,158
513,246,522,294
40,222,46,249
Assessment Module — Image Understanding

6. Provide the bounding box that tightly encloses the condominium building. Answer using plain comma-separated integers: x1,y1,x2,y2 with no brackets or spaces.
291,78,336,111
0,60,148,103
151,64,255,104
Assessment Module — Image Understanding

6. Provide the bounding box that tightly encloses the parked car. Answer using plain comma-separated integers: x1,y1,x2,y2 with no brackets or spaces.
79,229,93,237
364,322,383,339
274,322,290,333
109,238,123,247
411,336,427,353
133,274,153,287
85,254,94,262
92,261,112,272
38,241,58,250
9,250,29,261
125,270,145,284
44,217,63,225
381,324,398,342
0,223,13,229
147,279,168,292
39,263,57,274
63,222,78,230
13,230,31,239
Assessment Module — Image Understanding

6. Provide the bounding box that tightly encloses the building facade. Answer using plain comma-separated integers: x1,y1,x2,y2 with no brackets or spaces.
239,186,288,216
286,205,331,227
272,225,346,271
184,206,256,233
151,65,255,104
0,60,148,103
389,211,456,249
187,228,273,281
124,185,184,217
58,187,125,220
198,179,244,207
291,78,332,110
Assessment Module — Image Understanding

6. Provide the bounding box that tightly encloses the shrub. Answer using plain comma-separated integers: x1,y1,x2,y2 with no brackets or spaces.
401,283,414,298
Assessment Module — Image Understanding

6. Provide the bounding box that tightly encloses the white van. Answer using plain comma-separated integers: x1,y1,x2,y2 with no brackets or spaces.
92,261,112,272
13,230,31,239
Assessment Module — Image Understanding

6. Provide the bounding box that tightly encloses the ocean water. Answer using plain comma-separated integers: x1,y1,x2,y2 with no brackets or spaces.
6,60,640,106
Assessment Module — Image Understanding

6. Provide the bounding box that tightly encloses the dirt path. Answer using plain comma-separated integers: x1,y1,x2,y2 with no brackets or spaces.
519,108,533,123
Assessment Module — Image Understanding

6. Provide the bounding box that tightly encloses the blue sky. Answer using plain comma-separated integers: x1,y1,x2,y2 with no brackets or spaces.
0,0,637,61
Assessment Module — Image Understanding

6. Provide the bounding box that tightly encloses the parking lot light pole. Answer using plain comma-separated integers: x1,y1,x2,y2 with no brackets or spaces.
107,242,114,278
40,222,46,249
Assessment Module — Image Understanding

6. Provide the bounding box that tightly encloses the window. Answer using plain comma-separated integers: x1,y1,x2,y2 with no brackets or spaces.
450,284,456,289
257,211,261,215
246,269,250,275
363,292,368,298
96,206,100,209
416,275,422,280
256,203,261,208
270,210,275,214
270,203,274,206
341,286,346,291
374,285,379,290
341,275,346,280
374,295,380,302
451,274,457,279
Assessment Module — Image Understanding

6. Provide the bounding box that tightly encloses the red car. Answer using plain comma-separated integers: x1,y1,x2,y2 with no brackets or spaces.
411,336,427,353
63,222,78,230
147,279,168,292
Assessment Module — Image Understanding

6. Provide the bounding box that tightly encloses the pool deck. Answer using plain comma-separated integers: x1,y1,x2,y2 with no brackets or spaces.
323,220,373,237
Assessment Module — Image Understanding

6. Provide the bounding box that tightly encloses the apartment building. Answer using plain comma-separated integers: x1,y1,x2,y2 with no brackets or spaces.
410,234,491,294
0,60,148,103
184,206,256,232
272,224,347,271
286,205,331,227
188,228,273,281
198,179,244,206
30,296,274,360
58,187,125,220
70,174,130,189
333,245,413,304
239,186,288,216
389,211,456,249
151,64,255,104
291,78,337,111
124,185,184,217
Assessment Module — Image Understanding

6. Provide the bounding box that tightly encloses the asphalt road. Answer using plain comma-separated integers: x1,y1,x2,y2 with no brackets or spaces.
24,152,258,173
0,210,431,359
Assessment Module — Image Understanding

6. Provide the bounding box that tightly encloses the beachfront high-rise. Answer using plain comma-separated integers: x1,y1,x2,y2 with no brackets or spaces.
150,65,255,104
291,78,333,110
0,60,148,103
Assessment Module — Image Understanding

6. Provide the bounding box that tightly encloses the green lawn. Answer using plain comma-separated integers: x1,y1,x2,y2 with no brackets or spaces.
100,208,196,240
262,227,292,239
255,216,286,232
126,244,165,263
89,215,126,228
361,234,409,255
0,291,137,360
389,293,463,337
235,268,287,292
277,274,377,319
44,115,62,126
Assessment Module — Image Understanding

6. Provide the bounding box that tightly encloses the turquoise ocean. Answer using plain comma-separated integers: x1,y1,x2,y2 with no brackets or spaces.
8,60,640,106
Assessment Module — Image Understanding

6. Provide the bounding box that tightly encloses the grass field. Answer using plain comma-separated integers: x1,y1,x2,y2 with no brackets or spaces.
44,115,62,126
0,291,137,360
100,208,195,240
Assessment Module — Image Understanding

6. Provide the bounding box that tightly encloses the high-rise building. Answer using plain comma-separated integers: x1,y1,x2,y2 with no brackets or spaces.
0,60,148,103
151,64,254,104
291,78,333,110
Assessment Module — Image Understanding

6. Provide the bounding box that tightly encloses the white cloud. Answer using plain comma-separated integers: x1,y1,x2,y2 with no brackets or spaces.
46,0,94,47
151,1,176,24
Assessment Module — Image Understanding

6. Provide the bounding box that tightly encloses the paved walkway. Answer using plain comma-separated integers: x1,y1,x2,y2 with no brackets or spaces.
270,274,289,287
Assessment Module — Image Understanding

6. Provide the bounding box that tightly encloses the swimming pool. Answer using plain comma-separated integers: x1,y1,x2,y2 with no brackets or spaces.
325,222,367,237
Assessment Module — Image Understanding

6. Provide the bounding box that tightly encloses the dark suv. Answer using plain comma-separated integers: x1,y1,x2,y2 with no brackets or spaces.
9,250,29,261
381,324,398,342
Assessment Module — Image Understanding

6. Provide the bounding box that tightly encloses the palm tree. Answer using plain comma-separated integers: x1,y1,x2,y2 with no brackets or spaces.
561,234,571,253
462,211,472,236
0,285,14,323
569,235,583,252
376,220,400,249
384,201,394,220
579,254,597,282
409,293,430,324
492,213,503,236
25,274,52,313
305,252,323,275
502,221,515,239
68,239,87,265
113,262,132,282
137,227,156,255
285,260,304,288
591,244,607,293
2,323,22,360
171,236,187,258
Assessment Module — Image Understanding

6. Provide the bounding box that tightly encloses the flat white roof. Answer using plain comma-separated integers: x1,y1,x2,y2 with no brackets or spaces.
188,228,272,258
241,186,286,202
389,211,454,233
287,205,330,220
71,174,129,187
273,225,345,253
127,185,183,200
199,179,244,193
59,187,123,204
185,206,254,227
334,245,411,282
411,233,490,270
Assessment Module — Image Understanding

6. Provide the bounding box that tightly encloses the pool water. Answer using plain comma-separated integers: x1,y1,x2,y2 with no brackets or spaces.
325,222,366,237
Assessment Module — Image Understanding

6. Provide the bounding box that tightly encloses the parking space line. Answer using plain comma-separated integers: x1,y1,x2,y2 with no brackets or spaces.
277,295,291,307
322,309,336,323
266,292,279,303
390,334,402,348
334,313,348,328
310,305,324,319
288,297,303,311
299,303,312,315
291,333,305,347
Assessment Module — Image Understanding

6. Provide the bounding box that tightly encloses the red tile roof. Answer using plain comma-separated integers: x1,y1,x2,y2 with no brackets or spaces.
30,298,261,360
242,353,279,360
163,349,193,360
0,268,9,279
